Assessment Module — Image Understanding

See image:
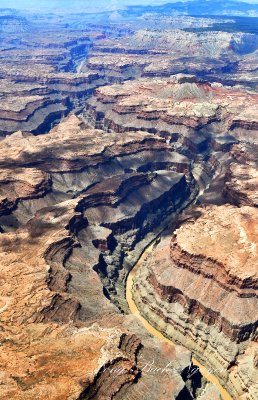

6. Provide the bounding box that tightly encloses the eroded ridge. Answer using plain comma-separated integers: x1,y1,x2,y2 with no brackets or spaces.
132,204,258,399
84,74,258,147
0,3,258,399
0,114,203,399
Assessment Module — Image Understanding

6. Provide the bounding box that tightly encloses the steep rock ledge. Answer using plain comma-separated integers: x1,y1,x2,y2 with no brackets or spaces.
0,112,206,398
132,205,258,399
83,75,258,144
1,10,257,399
223,144,258,208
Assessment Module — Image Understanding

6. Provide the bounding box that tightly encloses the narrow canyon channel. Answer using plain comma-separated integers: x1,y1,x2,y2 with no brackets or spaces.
126,242,233,400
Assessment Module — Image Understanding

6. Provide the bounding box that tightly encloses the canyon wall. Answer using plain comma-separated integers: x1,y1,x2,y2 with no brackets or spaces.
0,5,257,399
132,143,258,399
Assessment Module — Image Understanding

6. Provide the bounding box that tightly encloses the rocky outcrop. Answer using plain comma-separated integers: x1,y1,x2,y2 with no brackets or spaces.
0,168,51,216
223,143,258,207
5,116,197,309
1,5,257,400
83,75,257,152
133,205,258,399
0,114,195,226
93,29,258,58
89,28,258,87
0,113,200,398
1,10,258,139
0,17,108,136
224,164,258,207
0,71,107,136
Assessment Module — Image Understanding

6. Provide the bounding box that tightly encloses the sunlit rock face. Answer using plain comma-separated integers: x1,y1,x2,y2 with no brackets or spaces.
133,204,258,399
0,2,257,399
88,27,258,87
84,74,258,142
130,96,258,400
0,114,200,399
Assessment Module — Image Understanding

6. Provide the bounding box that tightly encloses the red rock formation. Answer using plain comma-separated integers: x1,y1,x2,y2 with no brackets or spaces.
1,7,257,400
224,164,258,207
0,114,197,399
84,75,258,150
224,143,258,207
133,205,258,399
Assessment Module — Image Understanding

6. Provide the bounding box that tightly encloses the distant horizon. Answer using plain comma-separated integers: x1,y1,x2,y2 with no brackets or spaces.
1,0,258,12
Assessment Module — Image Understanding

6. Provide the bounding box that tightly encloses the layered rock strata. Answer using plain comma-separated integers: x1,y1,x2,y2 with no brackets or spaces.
1,6,258,399
133,205,258,399
0,72,106,136
89,29,258,87
0,18,126,136
223,143,258,207
0,113,204,399
84,74,258,147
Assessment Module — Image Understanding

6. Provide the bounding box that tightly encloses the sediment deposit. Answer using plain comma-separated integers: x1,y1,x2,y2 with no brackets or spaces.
0,3,257,399
133,204,258,399
0,114,202,399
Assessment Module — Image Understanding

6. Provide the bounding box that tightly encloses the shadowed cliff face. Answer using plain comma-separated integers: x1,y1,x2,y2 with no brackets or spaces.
1,4,258,137
83,74,258,145
0,114,197,306
132,142,258,400
0,114,202,399
0,4,257,400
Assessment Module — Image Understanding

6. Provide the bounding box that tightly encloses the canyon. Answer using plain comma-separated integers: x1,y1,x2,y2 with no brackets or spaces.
0,2,257,400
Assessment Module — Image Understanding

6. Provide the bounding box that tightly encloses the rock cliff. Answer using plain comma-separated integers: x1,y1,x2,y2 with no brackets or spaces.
133,205,258,399
0,114,200,399
0,5,257,399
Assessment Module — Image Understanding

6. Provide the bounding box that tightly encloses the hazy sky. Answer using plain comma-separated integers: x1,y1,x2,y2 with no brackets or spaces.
0,1,185,13
1,0,258,12
0,1,170,11
0,0,171,8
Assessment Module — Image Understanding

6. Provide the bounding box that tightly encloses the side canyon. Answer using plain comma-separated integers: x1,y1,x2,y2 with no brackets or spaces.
0,2,257,400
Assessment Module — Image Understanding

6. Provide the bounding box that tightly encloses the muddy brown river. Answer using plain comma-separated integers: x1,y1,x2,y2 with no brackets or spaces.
126,242,233,400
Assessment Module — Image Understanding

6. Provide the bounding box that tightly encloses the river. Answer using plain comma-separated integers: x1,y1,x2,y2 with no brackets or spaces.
126,242,233,400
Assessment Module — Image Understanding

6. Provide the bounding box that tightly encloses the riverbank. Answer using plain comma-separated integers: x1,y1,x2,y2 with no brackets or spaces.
126,241,233,400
